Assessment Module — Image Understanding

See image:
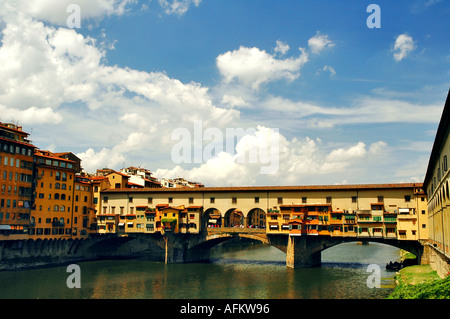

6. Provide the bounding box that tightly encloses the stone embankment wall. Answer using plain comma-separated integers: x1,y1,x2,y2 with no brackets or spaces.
0,236,164,271
428,245,450,278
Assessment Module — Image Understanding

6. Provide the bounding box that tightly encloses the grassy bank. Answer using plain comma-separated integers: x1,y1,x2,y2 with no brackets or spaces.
388,265,450,299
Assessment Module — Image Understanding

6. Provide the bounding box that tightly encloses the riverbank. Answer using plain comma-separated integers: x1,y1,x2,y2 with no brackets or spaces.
388,265,450,299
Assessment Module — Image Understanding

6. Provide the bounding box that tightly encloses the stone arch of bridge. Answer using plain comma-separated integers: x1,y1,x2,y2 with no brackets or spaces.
194,232,270,250
303,237,425,263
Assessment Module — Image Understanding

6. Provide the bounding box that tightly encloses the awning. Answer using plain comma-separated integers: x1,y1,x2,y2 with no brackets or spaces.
209,219,217,223
0,225,11,230
127,222,134,226
399,208,410,213
118,223,125,226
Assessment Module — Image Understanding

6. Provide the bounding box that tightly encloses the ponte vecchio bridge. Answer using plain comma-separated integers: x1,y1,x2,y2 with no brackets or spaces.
94,183,429,268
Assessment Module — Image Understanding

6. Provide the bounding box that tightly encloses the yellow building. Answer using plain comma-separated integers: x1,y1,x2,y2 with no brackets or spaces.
423,89,450,277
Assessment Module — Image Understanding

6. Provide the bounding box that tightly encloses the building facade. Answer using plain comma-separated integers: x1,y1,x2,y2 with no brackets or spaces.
99,183,427,241
423,89,450,277
0,123,36,240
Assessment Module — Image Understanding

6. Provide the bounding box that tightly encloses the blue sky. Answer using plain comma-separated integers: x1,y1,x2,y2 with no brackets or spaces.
0,0,449,186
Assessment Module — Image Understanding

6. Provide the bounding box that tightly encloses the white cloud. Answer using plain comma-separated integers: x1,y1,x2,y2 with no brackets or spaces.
155,124,391,186
158,0,201,15
317,65,336,77
392,34,416,62
216,45,308,90
0,0,137,26
260,96,443,128
221,94,248,107
308,32,335,54
0,105,63,125
274,40,290,56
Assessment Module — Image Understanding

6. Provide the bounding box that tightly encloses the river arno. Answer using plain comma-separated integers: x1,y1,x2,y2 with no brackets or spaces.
0,242,401,299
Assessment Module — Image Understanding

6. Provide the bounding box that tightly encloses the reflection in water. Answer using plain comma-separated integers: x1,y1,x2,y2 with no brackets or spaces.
0,242,400,299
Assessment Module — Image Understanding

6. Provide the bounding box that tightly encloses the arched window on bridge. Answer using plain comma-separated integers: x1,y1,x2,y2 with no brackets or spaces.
247,208,266,228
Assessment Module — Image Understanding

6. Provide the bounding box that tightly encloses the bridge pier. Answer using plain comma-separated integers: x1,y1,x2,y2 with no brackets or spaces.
286,236,322,268
163,233,211,264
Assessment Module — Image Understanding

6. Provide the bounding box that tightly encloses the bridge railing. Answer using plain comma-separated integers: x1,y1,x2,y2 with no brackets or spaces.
207,227,266,234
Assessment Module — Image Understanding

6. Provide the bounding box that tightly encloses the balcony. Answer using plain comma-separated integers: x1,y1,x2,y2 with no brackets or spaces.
330,218,343,225
384,217,397,223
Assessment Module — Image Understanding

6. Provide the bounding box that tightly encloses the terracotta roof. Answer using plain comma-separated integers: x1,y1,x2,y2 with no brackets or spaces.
101,183,423,194
35,150,77,163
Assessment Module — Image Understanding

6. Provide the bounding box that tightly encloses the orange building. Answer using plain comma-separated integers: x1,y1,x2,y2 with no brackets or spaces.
29,150,78,240
73,174,97,236
0,123,36,240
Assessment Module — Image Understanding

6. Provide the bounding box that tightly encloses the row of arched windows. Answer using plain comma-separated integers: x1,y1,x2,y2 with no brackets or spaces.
428,178,450,213
53,205,66,212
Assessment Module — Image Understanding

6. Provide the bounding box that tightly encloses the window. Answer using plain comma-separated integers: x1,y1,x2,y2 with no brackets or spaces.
148,197,153,204
189,197,194,204
404,195,411,202
302,197,307,204
232,197,237,204
168,197,173,203
352,196,357,203
55,171,61,181
62,172,67,181
444,155,448,172
377,196,384,203
103,196,108,203
255,197,259,203
210,197,215,204
278,197,283,204
326,196,332,204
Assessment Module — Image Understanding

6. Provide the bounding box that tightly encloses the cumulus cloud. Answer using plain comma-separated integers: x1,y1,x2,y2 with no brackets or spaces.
0,105,63,125
308,32,335,54
0,0,137,26
216,45,308,90
392,34,416,61
155,124,390,186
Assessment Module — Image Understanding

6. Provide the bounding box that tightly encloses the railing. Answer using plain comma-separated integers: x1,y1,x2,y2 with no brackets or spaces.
207,227,266,234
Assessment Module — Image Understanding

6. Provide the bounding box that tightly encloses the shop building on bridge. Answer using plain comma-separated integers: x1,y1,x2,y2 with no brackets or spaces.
99,183,427,241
